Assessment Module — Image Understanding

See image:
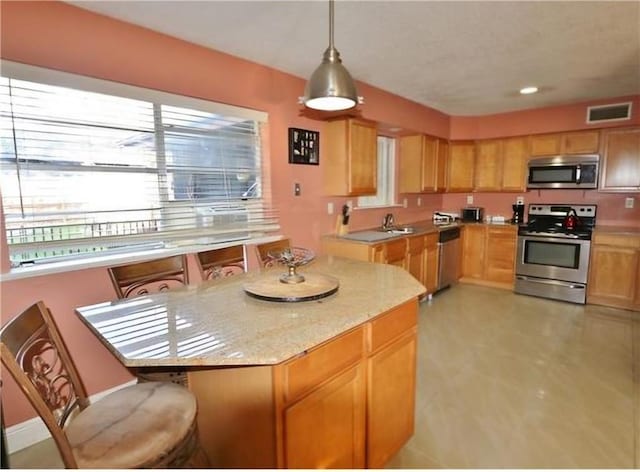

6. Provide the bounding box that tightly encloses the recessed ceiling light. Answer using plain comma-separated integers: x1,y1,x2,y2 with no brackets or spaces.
520,86,539,95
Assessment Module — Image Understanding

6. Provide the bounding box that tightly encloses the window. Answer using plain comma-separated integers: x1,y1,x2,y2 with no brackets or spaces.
357,136,396,208
0,62,278,266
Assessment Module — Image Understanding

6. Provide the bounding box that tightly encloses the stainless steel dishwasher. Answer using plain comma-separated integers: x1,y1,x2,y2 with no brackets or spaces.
437,227,461,291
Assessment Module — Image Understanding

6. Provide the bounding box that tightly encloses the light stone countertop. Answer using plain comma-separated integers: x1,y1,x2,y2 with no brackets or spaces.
75,256,426,368
594,225,640,236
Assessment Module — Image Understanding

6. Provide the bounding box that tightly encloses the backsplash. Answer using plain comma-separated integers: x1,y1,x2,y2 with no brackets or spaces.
441,190,639,227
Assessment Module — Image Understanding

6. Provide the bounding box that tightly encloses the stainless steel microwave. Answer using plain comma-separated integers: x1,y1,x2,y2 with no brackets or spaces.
527,155,599,189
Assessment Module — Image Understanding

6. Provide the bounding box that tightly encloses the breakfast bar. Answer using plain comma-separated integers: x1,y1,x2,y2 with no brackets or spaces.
75,256,426,468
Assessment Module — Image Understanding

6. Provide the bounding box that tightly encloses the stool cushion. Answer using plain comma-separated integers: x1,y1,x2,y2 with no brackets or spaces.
65,382,197,468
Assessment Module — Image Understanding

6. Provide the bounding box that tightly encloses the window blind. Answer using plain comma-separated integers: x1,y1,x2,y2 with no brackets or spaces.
0,72,279,266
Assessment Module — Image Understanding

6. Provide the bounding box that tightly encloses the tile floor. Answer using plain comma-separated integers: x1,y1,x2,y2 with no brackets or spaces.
8,284,640,468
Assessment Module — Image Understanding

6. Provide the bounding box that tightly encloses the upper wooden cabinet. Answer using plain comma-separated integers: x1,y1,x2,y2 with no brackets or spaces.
324,118,378,196
530,130,600,156
447,141,475,192
398,135,447,193
599,127,640,192
473,137,528,192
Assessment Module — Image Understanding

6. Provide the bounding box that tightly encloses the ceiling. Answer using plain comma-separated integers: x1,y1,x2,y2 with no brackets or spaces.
68,1,640,116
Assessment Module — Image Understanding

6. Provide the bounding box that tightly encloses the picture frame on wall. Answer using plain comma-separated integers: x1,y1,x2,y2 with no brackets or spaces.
288,127,319,165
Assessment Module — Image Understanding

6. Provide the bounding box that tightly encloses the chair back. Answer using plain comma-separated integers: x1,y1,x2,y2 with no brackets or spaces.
255,239,292,268
108,255,189,298
0,301,89,468
196,246,245,281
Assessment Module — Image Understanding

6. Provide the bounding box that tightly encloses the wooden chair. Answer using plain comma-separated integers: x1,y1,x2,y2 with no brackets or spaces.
108,255,188,299
0,301,206,468
196,246,246,281
255,239,292,268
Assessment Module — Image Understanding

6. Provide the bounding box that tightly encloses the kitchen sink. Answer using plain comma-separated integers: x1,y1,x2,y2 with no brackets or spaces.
384,226,415,234
341,230,400,243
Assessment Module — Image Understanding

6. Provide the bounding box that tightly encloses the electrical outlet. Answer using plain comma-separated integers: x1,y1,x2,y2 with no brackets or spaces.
516,196,524,205
466,195,474,205
327,202,334,215
417,197,422,207
403,198,408,208
625,197,635,209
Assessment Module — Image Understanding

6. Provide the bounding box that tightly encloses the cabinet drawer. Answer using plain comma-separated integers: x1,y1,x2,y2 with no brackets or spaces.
593,233,640,248
368,300,417,353
281,326,364,404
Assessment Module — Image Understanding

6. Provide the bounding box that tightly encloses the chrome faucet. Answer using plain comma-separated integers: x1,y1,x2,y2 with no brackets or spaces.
382,213,395,230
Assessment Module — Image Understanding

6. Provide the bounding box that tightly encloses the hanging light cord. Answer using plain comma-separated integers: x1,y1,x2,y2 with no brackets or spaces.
329,0,335,50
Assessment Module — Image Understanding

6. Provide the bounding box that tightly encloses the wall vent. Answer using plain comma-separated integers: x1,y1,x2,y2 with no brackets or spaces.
586,102,632,124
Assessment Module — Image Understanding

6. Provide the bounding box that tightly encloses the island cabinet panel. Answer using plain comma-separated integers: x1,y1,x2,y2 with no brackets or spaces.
588,233,640,310
366,300,418,469
283,364,366,469
599,127,640,191
324,117,378,196
447,141,476,192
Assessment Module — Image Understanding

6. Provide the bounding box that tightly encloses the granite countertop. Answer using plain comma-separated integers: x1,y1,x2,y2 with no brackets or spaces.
75,256,425,368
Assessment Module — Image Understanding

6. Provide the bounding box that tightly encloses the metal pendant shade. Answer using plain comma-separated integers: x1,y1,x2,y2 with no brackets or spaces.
303,0,360,111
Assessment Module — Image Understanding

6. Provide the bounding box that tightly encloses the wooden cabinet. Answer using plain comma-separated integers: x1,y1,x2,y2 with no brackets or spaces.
587,232,640,310
385,238,408,268
406,235,425,283
324,117,378,196
398,135,447,193
599,127,640,191
366,313,417,468
474,137,528,192
461,224,517,288
284,364,365,468
424,233,439,295
530,130,600,157
447,141,475,192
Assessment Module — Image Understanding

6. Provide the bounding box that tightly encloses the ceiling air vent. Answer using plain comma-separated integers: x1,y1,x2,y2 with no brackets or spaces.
586,102,632,124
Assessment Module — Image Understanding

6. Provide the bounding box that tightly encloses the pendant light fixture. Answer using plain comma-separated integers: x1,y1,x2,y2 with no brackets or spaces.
302,0,361,111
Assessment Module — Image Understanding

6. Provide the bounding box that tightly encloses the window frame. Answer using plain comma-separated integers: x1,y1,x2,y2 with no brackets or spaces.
356,135,397,209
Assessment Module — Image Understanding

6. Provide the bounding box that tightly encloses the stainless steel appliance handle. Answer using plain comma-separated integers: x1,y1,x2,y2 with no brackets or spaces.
515,275,585,289
576,165,581,184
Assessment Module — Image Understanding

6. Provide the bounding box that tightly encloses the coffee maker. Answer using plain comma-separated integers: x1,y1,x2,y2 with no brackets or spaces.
511,203,525,224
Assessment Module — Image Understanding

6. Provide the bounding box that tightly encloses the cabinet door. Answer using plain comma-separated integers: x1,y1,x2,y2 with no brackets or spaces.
367,333,417,469
600,127,640,191
447,142,475,192
485,227,516,284
474,140,502,191
530,134,561,156
385,239,407,268
349,120,378,195
501,137,529,191
436,139,449,192
421,136,440,192
588,245,639,308
424,234,439,294
563,130,599,154
398,135,424,193
406,236,425,285
284,364,365,469
369,244,386,263
635,256,640,310
461,225,485,279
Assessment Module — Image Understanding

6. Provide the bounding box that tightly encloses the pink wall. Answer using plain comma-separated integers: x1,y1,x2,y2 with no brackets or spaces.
0,1,638,428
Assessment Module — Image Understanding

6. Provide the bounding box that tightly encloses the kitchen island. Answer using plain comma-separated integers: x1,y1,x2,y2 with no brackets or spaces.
75,256,426,468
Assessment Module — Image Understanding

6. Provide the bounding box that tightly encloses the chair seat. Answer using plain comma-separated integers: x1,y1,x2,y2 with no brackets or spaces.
66,382,198,468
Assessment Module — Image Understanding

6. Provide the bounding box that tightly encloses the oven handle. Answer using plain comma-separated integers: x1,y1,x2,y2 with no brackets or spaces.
516,275,585,289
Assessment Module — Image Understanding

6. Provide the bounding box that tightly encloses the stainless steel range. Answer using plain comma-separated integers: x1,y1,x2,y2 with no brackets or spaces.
514,204,597,304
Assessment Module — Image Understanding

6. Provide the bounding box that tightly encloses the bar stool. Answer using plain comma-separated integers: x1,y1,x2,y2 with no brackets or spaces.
196,246,245,281
107,255,189,299
0,301,207,468
255,239,292,268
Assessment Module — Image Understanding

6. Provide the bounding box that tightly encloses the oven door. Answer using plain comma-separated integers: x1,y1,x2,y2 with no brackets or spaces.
516,235,591,284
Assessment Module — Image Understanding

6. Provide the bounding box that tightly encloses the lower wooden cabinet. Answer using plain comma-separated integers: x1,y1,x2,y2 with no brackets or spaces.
424,233,439,294
189,300,419,468
284,364,366,468
461,224,517,288
587,233,640,311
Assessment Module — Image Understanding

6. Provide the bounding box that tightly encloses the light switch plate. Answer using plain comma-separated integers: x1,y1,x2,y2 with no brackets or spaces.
625,197,635,209
417,197,422,206
466,195,474,205
516,196,524,205
403,198,408,208
327,202,334,215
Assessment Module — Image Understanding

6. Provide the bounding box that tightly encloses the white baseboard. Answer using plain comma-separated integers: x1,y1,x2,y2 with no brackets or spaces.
6,379,136,454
